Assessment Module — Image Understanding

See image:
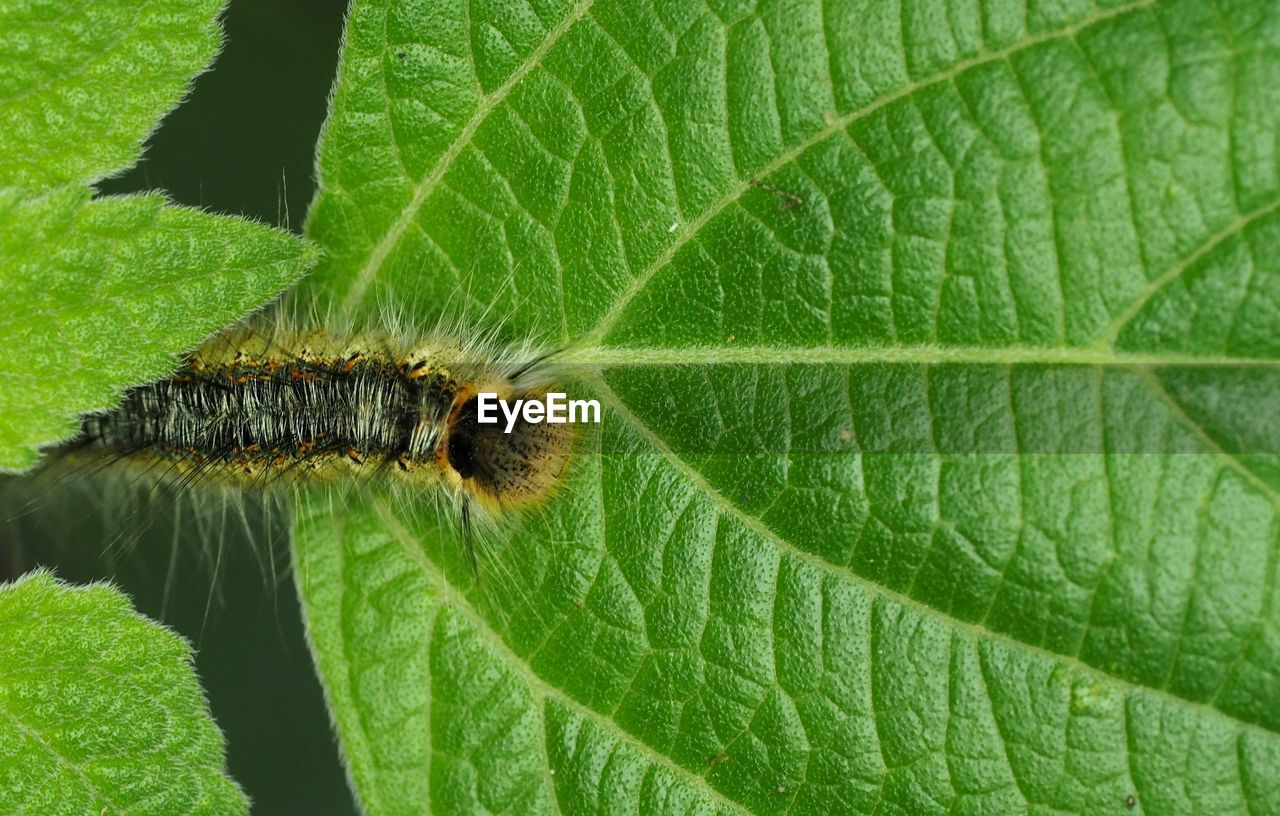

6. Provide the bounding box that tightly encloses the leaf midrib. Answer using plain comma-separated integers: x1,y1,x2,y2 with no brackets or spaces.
570,346,1280,512
561,346,1280,367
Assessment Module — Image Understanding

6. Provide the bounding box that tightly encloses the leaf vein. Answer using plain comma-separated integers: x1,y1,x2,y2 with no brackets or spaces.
590,373,1280,739
338,0,599,314
582,0,1159,346
370,500,756,816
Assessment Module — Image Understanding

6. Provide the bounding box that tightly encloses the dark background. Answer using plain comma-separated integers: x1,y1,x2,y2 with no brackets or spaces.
6,1,359,813
101,0,347,233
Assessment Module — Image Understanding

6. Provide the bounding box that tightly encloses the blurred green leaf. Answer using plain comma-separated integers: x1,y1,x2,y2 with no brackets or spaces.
0,571,247,815
299,0,1280,813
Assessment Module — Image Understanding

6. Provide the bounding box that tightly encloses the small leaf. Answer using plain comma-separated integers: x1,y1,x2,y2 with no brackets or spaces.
0,570,247,815
0,0,224,187
0,185,316,471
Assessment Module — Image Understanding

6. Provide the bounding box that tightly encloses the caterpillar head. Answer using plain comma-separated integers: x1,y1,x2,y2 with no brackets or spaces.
438,387,576,509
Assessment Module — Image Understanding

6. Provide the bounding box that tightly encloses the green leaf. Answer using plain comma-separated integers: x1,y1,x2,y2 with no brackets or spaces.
0,185,317,471
0,0,224,187
299,0,1280,813
0,570,247,815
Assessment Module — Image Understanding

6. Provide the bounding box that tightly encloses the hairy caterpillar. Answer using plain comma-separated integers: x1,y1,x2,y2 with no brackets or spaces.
82,324,573,500
14,312,582,583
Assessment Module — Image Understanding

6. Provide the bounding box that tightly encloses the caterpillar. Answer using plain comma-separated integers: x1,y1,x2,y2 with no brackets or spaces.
55,318,581,571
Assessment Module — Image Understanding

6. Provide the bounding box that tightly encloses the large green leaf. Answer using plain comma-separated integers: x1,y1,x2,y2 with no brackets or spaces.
0,571,247,815
299,0,1280,813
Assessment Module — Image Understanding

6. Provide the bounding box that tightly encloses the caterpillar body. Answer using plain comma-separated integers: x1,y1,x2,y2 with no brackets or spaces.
75,323,577,523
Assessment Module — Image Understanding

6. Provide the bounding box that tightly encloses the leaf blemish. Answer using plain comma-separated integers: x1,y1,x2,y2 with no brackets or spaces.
748,177,804,211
